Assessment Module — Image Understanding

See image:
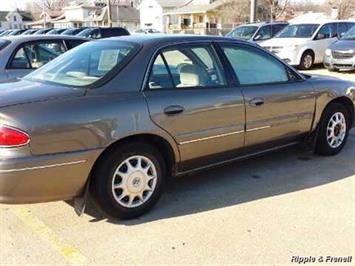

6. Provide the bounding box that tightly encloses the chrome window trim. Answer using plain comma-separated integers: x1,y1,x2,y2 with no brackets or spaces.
179,130,244,145
0,160,87,173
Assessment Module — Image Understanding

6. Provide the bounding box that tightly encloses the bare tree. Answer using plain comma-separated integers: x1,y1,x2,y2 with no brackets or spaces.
32,0,70,12
265,0,290,21
328,0,355,19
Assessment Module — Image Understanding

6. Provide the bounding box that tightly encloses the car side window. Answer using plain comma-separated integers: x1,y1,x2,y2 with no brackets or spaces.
222,45,290,85
10,47,30,69
255,25,271,40
148,45,226,89
65,39,87,49
338,23,348,37
148,54,174,89
317,23,337,39
271,24,286,37
26,41,66,69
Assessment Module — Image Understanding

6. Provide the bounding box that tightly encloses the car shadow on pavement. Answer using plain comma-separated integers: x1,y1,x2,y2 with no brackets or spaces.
69,131,355,225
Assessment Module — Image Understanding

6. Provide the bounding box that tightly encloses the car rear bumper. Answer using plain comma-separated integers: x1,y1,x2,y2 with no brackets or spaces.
0,149,102,204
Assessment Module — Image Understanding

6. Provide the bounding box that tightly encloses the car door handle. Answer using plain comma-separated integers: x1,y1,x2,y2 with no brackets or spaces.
249,98,265,106
164,105,185,115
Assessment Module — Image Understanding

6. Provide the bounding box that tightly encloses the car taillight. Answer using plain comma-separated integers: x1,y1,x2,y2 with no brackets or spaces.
0,125,30,147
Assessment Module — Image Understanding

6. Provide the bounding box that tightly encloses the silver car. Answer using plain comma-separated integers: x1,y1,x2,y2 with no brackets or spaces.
0,35,354,219
324,25,355,71
0,35,88,83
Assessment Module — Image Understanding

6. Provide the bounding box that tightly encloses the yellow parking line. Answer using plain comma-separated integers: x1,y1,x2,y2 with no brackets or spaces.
13,207,88,265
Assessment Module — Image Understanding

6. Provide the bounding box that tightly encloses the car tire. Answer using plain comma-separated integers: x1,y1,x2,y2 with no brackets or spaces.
91,142,166,219
315,103,350,156
299,51,314,70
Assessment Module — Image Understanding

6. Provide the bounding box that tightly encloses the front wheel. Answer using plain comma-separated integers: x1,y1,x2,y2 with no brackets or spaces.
91,143,166,219
299,51,314,70
315,103,350,156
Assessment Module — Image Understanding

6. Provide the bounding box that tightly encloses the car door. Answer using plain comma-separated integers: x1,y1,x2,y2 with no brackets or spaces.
219,42,316,150
5,40,67,81
144,43,245,171
313,23,338,63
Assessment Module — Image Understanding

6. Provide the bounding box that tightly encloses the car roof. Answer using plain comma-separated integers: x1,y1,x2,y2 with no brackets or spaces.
237,21,288,27
103,34,250,46
289,20,354,25
0,34,89,44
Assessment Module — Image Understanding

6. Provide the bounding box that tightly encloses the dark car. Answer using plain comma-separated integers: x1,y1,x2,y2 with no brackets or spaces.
7,29,27,36
0,35,353,219
324,25,355,71
0,30,13,36
77,27,130,39
60,28,86,36
22,29,40,35
46,28,67,35
34,28,53,35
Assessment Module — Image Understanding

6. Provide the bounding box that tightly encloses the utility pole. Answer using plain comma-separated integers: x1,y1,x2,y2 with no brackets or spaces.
250,0,257,23
107,0,112,27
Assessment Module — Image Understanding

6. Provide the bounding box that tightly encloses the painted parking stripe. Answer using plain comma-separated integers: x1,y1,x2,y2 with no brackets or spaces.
13,207,87,265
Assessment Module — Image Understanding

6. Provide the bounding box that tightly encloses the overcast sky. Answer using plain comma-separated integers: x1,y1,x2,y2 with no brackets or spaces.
0,0,327,11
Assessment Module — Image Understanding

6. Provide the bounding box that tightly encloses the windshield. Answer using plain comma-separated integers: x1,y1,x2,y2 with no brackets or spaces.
25,41,139,87
226,26,258,40
276,24,319,38
342,25,355,40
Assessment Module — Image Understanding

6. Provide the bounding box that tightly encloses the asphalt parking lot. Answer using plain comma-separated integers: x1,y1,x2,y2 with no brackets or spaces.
1,69,354,265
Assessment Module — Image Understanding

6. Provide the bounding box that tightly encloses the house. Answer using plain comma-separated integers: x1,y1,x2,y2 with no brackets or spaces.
47,0,140,31
139,0,189,32
0,10,33,30
164,0,226,35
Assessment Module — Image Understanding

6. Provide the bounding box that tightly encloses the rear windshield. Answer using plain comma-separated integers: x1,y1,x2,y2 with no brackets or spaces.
25,41,139,87
0,39,10,51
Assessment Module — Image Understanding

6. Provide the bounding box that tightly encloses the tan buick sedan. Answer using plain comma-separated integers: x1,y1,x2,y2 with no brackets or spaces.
0,35,354,219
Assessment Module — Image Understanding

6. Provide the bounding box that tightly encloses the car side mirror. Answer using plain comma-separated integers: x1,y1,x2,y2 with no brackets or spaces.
254,34,262,41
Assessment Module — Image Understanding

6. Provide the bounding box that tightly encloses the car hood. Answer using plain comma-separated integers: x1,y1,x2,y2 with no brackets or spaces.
0,79,85,108
261,38,310,47
329,40,355,51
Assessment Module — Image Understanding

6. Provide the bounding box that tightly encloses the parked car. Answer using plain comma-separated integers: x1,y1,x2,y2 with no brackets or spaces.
324,25,355,71
134,28,161,35
34,28,53,35
0,30,12,36
7,29,27,36
46,28,66,35
0,35,88,83
22,29,40,35
0,35,354,219
77,27,130,39
61,28,86,36
226,21,288,43
261,20,355,69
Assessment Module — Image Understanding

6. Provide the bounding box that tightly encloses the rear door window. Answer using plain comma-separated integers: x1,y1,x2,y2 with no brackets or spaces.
148,45,226,89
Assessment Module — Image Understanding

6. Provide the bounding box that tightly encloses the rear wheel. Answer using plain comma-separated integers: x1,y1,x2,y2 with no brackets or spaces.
299,51,314,70
315,103,350,156
91,143,166,219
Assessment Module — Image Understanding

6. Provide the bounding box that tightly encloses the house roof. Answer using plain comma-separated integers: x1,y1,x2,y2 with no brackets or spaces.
165,0,225,15
156,0,189,9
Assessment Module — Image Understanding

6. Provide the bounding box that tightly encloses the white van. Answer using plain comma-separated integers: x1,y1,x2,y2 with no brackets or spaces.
261,20,355,69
